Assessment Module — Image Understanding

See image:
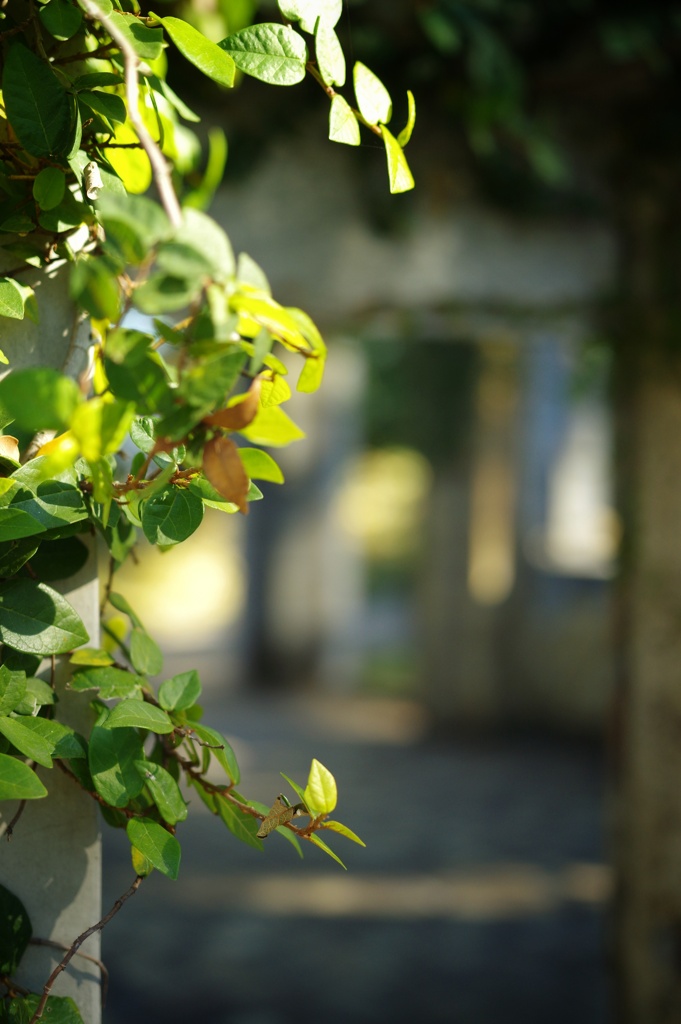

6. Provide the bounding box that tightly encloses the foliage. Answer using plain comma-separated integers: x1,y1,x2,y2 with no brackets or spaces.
0,1,411,1019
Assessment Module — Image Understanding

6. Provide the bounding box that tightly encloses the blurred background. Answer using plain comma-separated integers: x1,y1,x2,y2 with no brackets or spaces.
102,1,681,1021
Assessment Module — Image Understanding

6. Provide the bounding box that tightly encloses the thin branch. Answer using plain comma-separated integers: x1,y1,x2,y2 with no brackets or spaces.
4,801,27,841
28,876,144,1024
29,939,109,1009
78,2,182,228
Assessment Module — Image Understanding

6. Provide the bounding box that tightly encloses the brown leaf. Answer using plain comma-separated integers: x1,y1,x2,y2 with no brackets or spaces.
202,435,250,514
203,378,262,431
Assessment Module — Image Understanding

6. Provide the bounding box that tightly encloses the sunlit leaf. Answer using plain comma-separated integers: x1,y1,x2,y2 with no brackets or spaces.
316,21,345,86
153,15,236,87
353,61,392,126
308,832,346,869
320,820,366,846
397,90,416,147
238,448,284,484
329,94,360,146
219,23,307,86
238,404,306,447
381,125,415,194
303,758,337,815
126,818,181,879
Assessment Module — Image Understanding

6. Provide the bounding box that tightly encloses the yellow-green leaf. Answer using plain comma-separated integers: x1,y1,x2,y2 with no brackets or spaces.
303,758,337,816
329,94,360,146
381,125,415,194
238,404,306,447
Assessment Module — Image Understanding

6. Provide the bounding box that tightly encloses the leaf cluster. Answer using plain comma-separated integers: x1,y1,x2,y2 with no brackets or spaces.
0,1,399,1018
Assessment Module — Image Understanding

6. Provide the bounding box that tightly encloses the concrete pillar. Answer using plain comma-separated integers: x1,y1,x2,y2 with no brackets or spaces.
0,259,101,1021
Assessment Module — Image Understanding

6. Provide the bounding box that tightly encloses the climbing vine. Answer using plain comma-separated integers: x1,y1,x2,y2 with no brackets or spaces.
0,1,414,1020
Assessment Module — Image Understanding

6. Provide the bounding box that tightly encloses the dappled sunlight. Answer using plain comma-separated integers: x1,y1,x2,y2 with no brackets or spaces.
334,447,433,562
174,863,612,919
113,510,245,648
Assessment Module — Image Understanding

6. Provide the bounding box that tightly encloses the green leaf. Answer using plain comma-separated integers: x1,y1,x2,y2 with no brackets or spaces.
308,832,346,869
135,760,187,825
39,0,83,40
190,723,239,784
219,24,307,86
320,820,366,846
297,353,325,394
239,404,306,447
76,0,113,15
141,486,204,547
0,666,26,716
0,278,28,320
70,666,143,699
329,94,360,146
0,480,88,541
0,717,54,768
174,208,235,281
183,127,228,210
3,42,75,158
88,722,145,807
237,253,271,295
71,72,122,91
33,167,66,210
23,677,56,710
278,0,342,33
158,670,202,712
107,591,143,628
153,15,235,88
96,192,172,264
397,89,416,147
381,125,415,194
238,448,284,484
216,797,263,850
0,369,81,432
316,21,345,87
69,648,114,667
0,579,89,656
108,12,164,61
0,753,47,800
78,90,127,126
29,536,89,582
7,994,84,1024
0,882,31,976
280,771,307,807
105,700,174,735
353,61,392,126
70,397,135,463
129,628,163,676
70,256,121,323
303,758,337,815
20,717,86,760
126,818,181,879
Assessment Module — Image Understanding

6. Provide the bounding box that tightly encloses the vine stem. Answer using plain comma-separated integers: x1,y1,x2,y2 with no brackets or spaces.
28,876,144,1024
78,1,183,228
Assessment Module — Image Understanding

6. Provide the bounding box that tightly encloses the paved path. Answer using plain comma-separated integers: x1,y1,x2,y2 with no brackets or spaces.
100,690,609,1024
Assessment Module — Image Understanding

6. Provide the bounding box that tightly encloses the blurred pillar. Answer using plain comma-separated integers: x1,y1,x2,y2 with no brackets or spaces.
613,357,681,1022
611,192,681,1021
243,342,366,690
